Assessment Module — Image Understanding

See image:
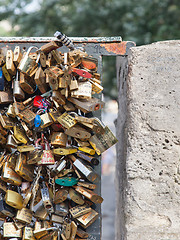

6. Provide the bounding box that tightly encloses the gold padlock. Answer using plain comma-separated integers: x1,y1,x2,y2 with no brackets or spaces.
65,125,91,139
2,63,11,81
76,228,89,239
3,222,22,238
0,113,15,129
14,125,28,144
0,90,13,104
23,226,34,240
17,145,35,152
40,41,62,54
27,149,43,165
50,214,63,223
69,205,91,218
7,104,16,118
71,81,92,99
16,207,32,224
33,228,48,240
0,179,7,192
34,204,49,220
6,134,20,148
2,162,22,186
6,49,16,75
74,186,103,204
18,46,40,77
19,72,35,94
69,188,84,205
5,190,23,209
53,148,77,156
34,67,48,94
89,79,103,94
40,112,53,128
15,153,34,182
52,90,66,105
78,146,95,155
18,107,36,127
51,49,63,64
13,46,22,66
76,209,98,229
40,52,46,67
57,112,77,129
54,188,68,204
51,132,67,147
77,181,96,190
63,101,76,112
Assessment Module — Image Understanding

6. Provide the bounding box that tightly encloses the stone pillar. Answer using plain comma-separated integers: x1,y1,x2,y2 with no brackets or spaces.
116,41,180,240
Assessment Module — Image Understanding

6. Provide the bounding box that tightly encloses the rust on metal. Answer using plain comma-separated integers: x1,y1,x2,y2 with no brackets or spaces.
100,41,136,55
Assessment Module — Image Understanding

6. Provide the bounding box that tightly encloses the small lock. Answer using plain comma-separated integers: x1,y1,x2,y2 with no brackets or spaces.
22,227,34,240
74,186,103,204
13,125,28,144
81,57,98,72
16,207,32,224
39,51,46,67
18,46,40,77
51,132,67,147
19,72,35,94
51,49,63,65
41,182,54,213
0,198,16,217
89,126,118,154
2,162,22,186
76,228,89,239
6,49,16,75
65,125,91,139
52,90,66,105
2,63,12,82
78,146,95,155
89,78,103,94
70,221,77,240
34,67,47,94
69,188,84,205
76,209,98,229
3,222,22,238
50,214,63,223
34,204,49,220
40,112,53,129
7,104,16,118
18,108,36,127
13,71,25,100
0,90,13,104
33,228,48,240
37,140,55,165
76,152,99,166
71,81,92,99
27,149,43,165
69,205,91,218
57,112,77,129
5,189,23,209
54,188,68,204
40,41,62,54
54,201,68,216
77,181,96,190
55,177,78,187
53,148,77,156
0,113,15,129
13,46,22,66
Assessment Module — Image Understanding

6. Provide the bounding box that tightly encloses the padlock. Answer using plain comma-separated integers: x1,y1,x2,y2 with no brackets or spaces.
39,51,46,68
0,90,13,104
6,49,16,75
54,201,68,216
63,101,76,112
76,228,89,239
62,220,71,239
0,67,5,91
81,57,98,72
69,52,82,68
18,46,40,77
34,67,48,93
3,222,22,238
0,48,6,66
89,126,118,154
77,181,96,190
5,189,23,209
72,158,99,183
14,220,26,230
70,221,77,240
17,145,35,152
44,66,63,83
2,63,11,82
38,140,55,165
72,68,92,79
70,78,78,91
7,154,17,169
50,214,63,223
65,125,91,139
41,182,54,213
16,207,32,224
76,152,99,166
59,76,67,88
40,112,53,129
54,188,68,204
13,46,22,66
27,148,43,165
55,177,78,187
22,187,32,207
57,169,74,178
69,205,91,218
51,132,67,147
22,227,34,240
78,146,95,155
69,188,84,205
7,104,16,118
0,198,16,217
51,49,63,65
34,204,49,220
15,153,34,182
53,148,77,156
49,109,62,122
57,112,77,129
40,41,62,54
74,186,103,204
13,71,25,100
19,72,35,94
18,108,36,127
76,209,98,229
68,97,104,113
42,221,52,229
0,113,15,129
52,90,66,105
46,52,53,67
2,162,22,186
71,81,92,99
33,228,48,240
0,179,7,192
0,152,6,170
89,79,103,94
13,125,28,144
21,121,33,138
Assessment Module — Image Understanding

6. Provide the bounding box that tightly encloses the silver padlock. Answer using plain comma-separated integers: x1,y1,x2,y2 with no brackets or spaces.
13,71,25,100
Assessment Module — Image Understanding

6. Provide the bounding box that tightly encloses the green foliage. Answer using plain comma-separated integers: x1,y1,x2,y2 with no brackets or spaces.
0,0,180,99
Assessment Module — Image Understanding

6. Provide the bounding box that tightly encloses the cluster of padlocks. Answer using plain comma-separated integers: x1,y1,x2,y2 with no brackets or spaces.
0,32,117,239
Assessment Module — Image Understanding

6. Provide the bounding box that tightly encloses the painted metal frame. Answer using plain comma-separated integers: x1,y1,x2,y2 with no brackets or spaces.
0,37,135,240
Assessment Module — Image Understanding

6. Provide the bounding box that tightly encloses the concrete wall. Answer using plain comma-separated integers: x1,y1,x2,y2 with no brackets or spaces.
116,41,180,240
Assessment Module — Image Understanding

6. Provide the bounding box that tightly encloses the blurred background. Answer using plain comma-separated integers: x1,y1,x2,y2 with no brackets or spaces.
0,0,180,239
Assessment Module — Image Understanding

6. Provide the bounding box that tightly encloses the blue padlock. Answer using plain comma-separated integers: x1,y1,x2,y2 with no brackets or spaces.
0,68,5,91
55,177,78,187
34,115,41,128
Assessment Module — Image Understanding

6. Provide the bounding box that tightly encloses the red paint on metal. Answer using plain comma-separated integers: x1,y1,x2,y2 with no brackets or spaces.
100,42,128,55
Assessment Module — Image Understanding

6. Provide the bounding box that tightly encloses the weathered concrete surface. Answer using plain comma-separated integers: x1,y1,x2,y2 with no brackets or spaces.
116,41,180,240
